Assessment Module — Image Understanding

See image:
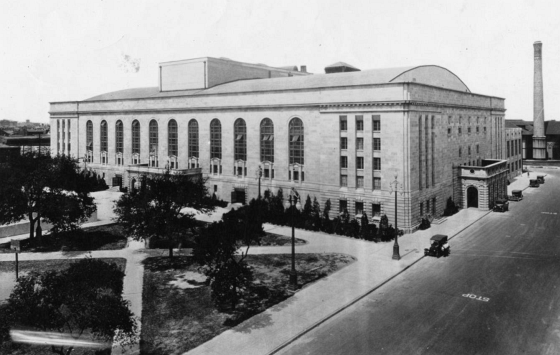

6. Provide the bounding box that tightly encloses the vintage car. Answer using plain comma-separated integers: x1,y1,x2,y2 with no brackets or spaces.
493,198,509,212
424,234,450,258
530,179,540,187
537,175,545,184
508,190,523,201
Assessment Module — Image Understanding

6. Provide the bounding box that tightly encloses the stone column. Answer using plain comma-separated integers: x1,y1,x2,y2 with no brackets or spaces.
533,41,547,159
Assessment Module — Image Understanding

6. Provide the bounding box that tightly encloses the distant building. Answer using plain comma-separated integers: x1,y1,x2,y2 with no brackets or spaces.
506,119,560,160
50,56,510,231
505,121,523,179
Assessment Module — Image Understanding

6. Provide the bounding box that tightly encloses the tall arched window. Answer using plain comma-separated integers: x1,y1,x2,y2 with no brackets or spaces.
234,118,246,161
132,120,140,164
168,120,178,156
86,120,93,162
100,121,108,152
149,120,159,167
86,120,93,151
188,119,199,169
289,117,304,165
115,120,123,153
260,118,274,162
149,120,158,155
210,119,221,159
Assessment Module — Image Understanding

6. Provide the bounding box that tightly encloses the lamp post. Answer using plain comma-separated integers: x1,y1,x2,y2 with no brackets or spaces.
390,173,403,260
284,187,301,291
256,165,263,199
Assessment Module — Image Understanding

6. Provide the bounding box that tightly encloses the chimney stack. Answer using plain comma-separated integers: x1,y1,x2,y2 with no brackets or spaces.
300,65,307,73
532,41,547,159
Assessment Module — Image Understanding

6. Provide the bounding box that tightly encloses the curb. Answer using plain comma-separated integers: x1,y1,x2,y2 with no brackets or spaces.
267,209,492,355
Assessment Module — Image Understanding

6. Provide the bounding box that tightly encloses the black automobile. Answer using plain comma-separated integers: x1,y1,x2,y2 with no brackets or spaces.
537,175,545,184
424,234,450,258
508,190,523,201
493,198,509,212
530,179,540,187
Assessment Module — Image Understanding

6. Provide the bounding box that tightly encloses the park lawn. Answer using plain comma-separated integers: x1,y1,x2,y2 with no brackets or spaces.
0,224,127,253
140,253,355,355
0,258,126,355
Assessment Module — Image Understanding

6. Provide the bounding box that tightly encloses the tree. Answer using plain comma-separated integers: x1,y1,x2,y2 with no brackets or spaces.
0,152,96,239
322,199,332,233
114,170,215,258
193,203,265,310
2,258,137,355
443,197,459,216
361,212,369,240
311,197,322,231
301,195,313,229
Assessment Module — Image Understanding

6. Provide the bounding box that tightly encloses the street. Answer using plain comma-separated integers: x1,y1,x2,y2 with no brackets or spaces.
278,168,560,355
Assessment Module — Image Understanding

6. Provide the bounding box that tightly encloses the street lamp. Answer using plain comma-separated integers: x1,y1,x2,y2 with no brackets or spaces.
390,173,404,260
255,165,263,199
284,187,301,291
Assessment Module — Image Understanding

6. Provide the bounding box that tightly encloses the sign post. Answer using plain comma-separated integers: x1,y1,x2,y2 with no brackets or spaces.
11,240,20,279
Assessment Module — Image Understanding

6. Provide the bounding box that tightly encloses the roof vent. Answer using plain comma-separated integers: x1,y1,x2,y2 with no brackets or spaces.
324,62,360,74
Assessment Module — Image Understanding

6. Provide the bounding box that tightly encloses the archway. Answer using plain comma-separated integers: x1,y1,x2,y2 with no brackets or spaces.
467,186,478,208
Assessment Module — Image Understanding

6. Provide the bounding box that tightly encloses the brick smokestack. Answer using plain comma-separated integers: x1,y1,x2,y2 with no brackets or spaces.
532,41,547,159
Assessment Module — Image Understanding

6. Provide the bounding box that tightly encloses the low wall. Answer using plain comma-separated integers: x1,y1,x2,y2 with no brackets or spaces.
0,210,98,239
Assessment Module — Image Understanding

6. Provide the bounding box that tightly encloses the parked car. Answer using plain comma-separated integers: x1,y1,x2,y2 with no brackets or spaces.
530,179,540,187
424,234,450,258
493,198,509,212
508,190,523,201
537,175,545,184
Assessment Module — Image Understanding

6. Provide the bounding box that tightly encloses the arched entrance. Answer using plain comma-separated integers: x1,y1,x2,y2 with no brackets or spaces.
467,186,478,208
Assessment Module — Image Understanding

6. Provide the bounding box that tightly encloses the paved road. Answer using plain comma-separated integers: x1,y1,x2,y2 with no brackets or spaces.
278,169,560,355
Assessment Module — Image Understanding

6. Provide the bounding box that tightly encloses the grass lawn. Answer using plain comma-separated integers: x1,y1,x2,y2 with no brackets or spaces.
140,253,355,355
0,258,126,355
0,224,127,253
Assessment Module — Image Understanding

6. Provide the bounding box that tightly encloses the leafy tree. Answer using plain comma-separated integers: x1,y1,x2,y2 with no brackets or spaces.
302,195,313,229
322,199,332,233
443,197,459,216
0,152,96,239
2,258,137,355
269,188,285,225
114,170,215,258
193,203,264,309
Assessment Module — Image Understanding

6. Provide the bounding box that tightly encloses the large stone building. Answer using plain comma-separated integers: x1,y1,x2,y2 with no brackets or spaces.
50,57,509,231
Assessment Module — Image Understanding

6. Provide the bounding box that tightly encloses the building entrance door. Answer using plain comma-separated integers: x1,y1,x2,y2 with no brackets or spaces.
231,188,246,204
467,186,478,208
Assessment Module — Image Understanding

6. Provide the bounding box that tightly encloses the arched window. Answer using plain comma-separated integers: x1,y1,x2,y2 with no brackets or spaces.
132,120,140,155
149,120,158,155
115,120,123,153
188,120,199,158
210,119,222,159
100,121,108,152
260,118,274,162
289,117,304,165
168,119,178,156
234,118,246,161
86,120,93,151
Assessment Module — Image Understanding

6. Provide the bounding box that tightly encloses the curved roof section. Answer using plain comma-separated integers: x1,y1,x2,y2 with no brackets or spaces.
84,65,470,101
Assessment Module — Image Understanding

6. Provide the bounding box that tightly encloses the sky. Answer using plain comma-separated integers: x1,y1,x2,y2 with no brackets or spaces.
1,0,559,123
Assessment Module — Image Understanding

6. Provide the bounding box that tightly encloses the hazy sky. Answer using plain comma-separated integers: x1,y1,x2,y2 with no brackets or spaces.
1,0,559,123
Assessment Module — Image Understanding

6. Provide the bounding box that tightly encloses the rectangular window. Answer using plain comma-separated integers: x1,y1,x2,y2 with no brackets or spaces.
373,138,381,151
372,115,381,131
448,116,452,124
340,174,348,187
339,200,347,213
356,176,364,188
426,200,430,214
339,116,347,131
420,202,424,216
468,146,471,155
356,157,364,170
447,128,451,135
458,127,462,135
356,138,364,151
373,158,381,171
355,201,364,215
432,197,436,215
476,144,479,154
293,170,299,181
476,126,480,133
340,156,348,168
372,203,381,217
356,115,364,131
373,177,381,190
340,137,348,150
484,127,487,133
468,127,471,134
